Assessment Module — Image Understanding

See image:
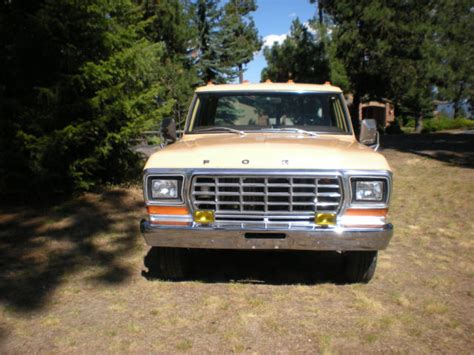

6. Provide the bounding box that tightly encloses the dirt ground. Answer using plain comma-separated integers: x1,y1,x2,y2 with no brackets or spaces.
0,132,473,353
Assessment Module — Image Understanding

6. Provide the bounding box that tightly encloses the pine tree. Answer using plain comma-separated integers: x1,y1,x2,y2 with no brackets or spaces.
0,0,173,192
190,0,260,84
191,0,226,83
219,0,261,83
261,18,330,84
318,0,436,132
432,0,473,118
141,0,199,128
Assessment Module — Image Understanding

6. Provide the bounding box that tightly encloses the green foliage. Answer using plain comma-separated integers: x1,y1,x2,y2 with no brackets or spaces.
262,19,330,84
191,0,260,83
422,117,474,133
313,0,473,132
141,0,199,128
403,118,416,128
318,0,435,128
385,118,404,135
325,33,350,91
431,0,473,117
0,0,174,192
0,0,262,193
220,0,262,82
191,0,227,82
146,136,162,146
142,0,194,57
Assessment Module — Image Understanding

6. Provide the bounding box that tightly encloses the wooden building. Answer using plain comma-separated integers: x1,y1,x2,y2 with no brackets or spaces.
359,100,395,128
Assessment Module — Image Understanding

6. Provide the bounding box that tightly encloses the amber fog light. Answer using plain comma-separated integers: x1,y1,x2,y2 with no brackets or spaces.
315,213,337,226
193,210,215,224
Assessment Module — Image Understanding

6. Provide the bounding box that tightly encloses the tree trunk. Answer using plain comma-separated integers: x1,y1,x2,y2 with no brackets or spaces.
453,82,465,118
415,112,424,133
453,101,461,118
238,63,243,83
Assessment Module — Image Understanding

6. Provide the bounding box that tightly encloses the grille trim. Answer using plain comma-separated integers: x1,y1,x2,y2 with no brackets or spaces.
191,175,343,221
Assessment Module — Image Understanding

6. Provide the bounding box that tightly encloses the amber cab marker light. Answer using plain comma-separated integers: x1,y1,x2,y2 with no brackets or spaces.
315,213,337,226
194,210,215,224
147,206,189,215
343,208,388,217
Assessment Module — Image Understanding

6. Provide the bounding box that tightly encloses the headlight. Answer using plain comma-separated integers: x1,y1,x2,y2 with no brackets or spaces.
152,179,178,198
355,181,383,201
147,176,183,201
352,178,387,203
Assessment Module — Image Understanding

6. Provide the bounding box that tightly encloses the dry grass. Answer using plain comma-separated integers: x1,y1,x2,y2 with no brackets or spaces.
0,132,473,353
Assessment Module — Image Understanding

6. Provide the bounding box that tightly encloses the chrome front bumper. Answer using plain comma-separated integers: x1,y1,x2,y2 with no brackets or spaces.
140,220,393,251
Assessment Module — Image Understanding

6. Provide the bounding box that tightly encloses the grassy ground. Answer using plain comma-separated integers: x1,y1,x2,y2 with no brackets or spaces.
0,132,473,353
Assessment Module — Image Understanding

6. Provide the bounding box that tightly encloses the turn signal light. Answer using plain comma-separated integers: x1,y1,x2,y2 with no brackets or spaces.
343,208,388,217
315,213,337,226
194,210,215,224
147,206,189,215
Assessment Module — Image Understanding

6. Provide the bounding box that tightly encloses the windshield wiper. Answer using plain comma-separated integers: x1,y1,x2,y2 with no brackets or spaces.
193,126,246,136
261,128,319,137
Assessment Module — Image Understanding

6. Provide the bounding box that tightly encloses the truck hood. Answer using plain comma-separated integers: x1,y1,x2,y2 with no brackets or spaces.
144,133,391,171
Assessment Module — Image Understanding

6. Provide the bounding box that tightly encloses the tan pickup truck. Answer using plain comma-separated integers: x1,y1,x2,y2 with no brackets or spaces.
140,82,393,283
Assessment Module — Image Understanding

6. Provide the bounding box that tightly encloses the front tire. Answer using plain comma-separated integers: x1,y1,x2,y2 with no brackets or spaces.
148,247,188,279
343,251,378,283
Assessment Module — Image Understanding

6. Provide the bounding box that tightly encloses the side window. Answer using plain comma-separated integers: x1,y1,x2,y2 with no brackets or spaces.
330,96,347,131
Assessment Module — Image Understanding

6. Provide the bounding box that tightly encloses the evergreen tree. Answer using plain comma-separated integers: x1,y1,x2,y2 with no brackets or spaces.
191,0,226,83
219,0,261,83
142,0,193,57
0,0,173,192
141,0,199,128
190,0,260,84
318,0,436,132
310,17,350,91
432,0,473,118
261,18,330,84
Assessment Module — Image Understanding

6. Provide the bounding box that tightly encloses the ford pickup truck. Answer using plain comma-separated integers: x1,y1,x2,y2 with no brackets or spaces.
140,82,393,283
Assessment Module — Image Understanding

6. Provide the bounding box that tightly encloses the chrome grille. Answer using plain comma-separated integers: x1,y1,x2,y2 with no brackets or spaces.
191,175,342,223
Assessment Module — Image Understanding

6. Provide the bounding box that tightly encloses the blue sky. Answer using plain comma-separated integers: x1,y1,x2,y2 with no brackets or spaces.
243,0,317,83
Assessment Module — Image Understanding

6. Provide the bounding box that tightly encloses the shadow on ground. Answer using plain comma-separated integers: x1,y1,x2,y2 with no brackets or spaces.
143,248,346,285
0,189,142,313
381,131,474,168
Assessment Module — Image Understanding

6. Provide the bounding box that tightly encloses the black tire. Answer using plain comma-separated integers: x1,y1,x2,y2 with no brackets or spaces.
343,251,378,283
148,247,188,280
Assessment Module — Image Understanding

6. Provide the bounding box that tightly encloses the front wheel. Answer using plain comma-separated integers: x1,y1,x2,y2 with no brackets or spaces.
147,247,189,280
343,251,378,283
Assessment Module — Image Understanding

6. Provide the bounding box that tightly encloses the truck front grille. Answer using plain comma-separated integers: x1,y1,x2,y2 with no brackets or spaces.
191,175,342,224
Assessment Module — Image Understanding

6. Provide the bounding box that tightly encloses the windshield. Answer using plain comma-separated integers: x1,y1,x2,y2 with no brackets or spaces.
187,92,351,134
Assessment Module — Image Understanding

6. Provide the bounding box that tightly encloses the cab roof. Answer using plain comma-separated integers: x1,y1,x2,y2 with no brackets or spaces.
195,81,343,94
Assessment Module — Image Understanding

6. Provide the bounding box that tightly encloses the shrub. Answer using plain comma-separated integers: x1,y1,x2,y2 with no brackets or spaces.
403,117,416,128
422,117,474,133
385,118,404,134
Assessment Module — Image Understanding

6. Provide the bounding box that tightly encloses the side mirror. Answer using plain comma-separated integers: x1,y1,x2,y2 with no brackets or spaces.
359,119,379,150
161,118,177,144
